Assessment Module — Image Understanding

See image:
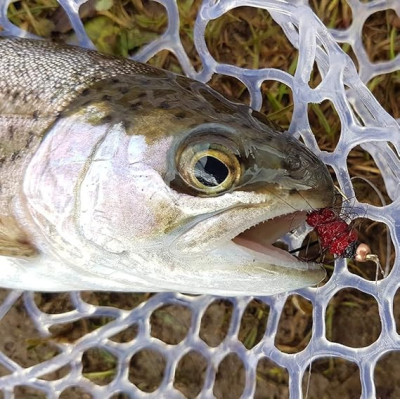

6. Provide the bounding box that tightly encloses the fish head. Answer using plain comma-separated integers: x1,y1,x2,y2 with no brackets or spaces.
152,118,334,296
20,74,335,295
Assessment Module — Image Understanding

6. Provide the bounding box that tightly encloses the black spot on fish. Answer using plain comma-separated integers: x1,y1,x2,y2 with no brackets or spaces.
12,91,19,100
138,78,151,86
102,94,112,101
81,100,92,107
119,87,129,94
129,102,142,111
175,76,193,91
175,111,186,119
26,131,35,148
81,88,91,96
159,101,171,109
138,92,146,98
112,78,120,84
100,115,113,124
120,120,129,131
8,126,14,140
32,111,39,121
0,157,5,167
10,151,20,162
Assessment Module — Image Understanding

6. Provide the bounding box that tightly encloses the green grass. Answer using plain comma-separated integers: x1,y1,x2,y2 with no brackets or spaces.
3,2,399,398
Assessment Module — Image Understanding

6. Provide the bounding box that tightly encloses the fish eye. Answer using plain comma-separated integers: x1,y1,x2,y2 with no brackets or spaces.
194,154,228,186
178,144,241,194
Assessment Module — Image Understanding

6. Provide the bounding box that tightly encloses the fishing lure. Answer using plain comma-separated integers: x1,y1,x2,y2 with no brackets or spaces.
306,208,379,265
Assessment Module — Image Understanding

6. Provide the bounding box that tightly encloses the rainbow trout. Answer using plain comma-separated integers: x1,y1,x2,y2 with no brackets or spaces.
0,38,334,295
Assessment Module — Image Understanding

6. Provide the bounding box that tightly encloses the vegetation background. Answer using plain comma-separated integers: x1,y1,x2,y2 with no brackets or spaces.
1,0,400,398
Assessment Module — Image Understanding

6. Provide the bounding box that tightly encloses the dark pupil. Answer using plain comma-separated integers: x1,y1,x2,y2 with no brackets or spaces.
194,156,229,187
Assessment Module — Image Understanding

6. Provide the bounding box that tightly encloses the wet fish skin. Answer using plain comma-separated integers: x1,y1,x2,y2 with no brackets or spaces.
0,38,334,295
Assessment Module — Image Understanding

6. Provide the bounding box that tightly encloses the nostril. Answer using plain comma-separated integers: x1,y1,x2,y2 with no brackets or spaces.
286,154,302,171
283,154,305,180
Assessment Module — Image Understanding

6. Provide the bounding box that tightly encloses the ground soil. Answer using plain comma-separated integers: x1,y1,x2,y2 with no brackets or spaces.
1,287,399,398
1,1,399,398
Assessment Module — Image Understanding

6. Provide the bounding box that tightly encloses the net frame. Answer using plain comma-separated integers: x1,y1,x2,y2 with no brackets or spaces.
0,0,399,398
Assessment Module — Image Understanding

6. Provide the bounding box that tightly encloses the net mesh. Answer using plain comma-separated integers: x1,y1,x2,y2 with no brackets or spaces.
0,0,400,398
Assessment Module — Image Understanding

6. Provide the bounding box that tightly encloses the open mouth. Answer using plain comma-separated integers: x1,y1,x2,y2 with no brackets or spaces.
231,211,310,267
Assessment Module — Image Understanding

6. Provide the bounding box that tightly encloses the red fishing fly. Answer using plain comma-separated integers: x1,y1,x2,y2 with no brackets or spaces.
306,208,375,263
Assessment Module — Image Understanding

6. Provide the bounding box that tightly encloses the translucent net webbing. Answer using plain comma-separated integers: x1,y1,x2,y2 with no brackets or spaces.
0,0,400,398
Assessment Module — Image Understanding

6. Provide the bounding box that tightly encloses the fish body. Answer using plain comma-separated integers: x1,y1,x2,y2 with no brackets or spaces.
0,38,334,295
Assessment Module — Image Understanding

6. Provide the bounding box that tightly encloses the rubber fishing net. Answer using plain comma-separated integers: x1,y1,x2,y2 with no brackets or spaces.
0,0,400,398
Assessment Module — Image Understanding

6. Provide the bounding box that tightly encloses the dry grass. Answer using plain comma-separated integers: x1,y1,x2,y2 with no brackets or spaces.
3,1,400,398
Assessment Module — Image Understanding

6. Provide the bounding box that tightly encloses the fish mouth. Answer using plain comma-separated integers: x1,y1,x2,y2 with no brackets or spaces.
168,204,325,296
173,198,325,273
230,210,314,270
